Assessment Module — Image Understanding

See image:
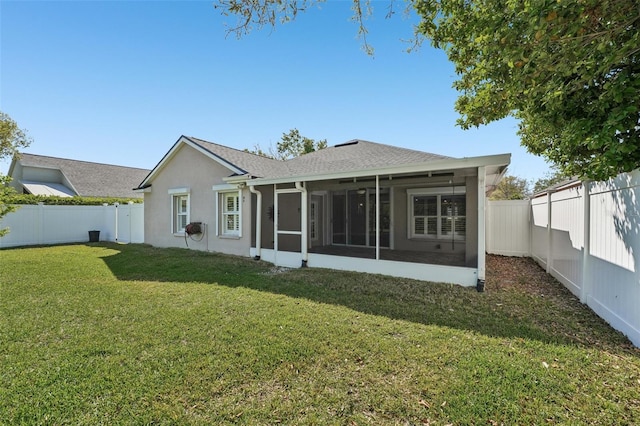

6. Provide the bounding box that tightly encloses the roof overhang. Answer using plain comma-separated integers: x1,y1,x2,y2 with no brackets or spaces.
244,153,511,187
136,135,247,189
133,184,152,193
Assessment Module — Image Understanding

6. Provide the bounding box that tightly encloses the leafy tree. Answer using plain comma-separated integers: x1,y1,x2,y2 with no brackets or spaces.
214,0,640,181
1,112,32,236
276,128,327,159
1,112,31,160
415,0,640,181
246,128,327,160
532,166,572,194
490,175,530,200
214,0,390,55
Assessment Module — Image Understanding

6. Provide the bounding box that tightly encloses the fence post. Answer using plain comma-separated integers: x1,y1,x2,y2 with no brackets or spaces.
114,202,119,242
102,203,109,241
38,202,44,245
580,181,591,304
528,200,533,257
128,201,133,244
546,191,553,274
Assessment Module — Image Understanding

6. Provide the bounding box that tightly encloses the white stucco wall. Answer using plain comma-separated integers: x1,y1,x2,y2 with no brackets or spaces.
143,143,252,257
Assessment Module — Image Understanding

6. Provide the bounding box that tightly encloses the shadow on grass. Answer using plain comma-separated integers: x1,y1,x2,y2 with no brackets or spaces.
99,243,636,352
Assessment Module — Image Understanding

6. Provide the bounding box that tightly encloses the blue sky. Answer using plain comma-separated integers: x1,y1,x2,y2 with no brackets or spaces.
0,0,551,182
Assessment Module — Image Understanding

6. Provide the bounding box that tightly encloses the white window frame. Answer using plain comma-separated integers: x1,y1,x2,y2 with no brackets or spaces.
168,188,190,235
219,190,242,238
407,187,466,240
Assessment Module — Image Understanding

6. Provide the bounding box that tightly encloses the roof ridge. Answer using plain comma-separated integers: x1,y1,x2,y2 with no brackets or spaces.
188,136,284,163
19,152,151,171
348,140,454,159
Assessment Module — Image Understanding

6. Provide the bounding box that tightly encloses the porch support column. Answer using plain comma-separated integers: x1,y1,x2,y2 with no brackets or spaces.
249,185,262,260
477,166,486,291
296,181,308,266
273,184,278,264
375,175,380,260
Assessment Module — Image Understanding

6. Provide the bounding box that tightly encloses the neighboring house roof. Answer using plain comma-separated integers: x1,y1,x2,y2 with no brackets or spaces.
531,177,582,198
9,153,151,198
137,135,510,190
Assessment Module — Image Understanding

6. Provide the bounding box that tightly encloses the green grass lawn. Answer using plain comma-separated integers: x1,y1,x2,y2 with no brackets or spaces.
1,244,638,425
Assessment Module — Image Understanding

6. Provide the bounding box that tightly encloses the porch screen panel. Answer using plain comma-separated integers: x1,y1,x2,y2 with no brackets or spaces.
348,190,366,245
332,193,346,244
368,190,390,247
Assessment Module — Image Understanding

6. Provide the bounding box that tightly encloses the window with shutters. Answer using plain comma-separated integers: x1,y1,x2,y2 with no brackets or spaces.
407,188,466,240
221,191,241,236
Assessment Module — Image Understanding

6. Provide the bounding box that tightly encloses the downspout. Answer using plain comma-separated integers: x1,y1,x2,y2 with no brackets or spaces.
249,185,262,260
295,181,308,267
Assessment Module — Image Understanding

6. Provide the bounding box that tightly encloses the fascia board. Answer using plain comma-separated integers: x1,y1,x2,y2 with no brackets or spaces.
182,136,246,175
137,137,184,188
138,136,245,188
223,174,251,184
212,183,238,191
247,153,511,186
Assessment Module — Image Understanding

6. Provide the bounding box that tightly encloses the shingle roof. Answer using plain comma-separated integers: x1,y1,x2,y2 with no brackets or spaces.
16,153,151,198
187,137,284,178
279,139,452,178
186,137,452,179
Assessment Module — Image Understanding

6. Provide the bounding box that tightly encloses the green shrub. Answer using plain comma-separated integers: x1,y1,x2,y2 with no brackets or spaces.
3,194,143,206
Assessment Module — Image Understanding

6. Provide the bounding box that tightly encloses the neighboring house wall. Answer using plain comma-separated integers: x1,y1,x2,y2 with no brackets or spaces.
0,203,143,247
143,143,252,257
7,162,24,192
486,170,640,348
22,166,68,186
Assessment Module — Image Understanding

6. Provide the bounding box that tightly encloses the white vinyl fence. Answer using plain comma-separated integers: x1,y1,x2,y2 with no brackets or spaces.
486,200,530,257
0,203,144,248
487,170,640,347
